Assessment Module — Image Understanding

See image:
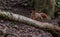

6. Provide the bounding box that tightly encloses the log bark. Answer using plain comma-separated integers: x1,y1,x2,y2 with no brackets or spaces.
0,10,60,33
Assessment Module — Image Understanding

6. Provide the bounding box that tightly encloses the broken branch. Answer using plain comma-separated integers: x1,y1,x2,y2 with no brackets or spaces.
0,10,60,33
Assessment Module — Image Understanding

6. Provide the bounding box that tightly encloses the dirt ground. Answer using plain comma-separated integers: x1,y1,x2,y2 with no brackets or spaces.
0,0,60,37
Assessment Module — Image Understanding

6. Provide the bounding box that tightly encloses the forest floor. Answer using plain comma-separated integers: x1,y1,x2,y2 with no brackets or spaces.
0,0,60,37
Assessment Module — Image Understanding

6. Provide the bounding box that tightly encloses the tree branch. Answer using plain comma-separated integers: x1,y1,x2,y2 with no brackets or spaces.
0,10,60,33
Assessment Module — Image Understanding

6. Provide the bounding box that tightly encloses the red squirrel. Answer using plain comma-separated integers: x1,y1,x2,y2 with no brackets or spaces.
31,10,49,21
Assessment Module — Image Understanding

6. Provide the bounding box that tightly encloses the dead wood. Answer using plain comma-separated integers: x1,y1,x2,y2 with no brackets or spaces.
0,10,60,35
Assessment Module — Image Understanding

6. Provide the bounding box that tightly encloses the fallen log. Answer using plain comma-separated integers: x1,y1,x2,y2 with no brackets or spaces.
0,10,60,34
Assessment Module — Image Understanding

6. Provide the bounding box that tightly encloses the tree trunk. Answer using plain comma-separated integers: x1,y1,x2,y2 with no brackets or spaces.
47,0,56,18
35,0,56,18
